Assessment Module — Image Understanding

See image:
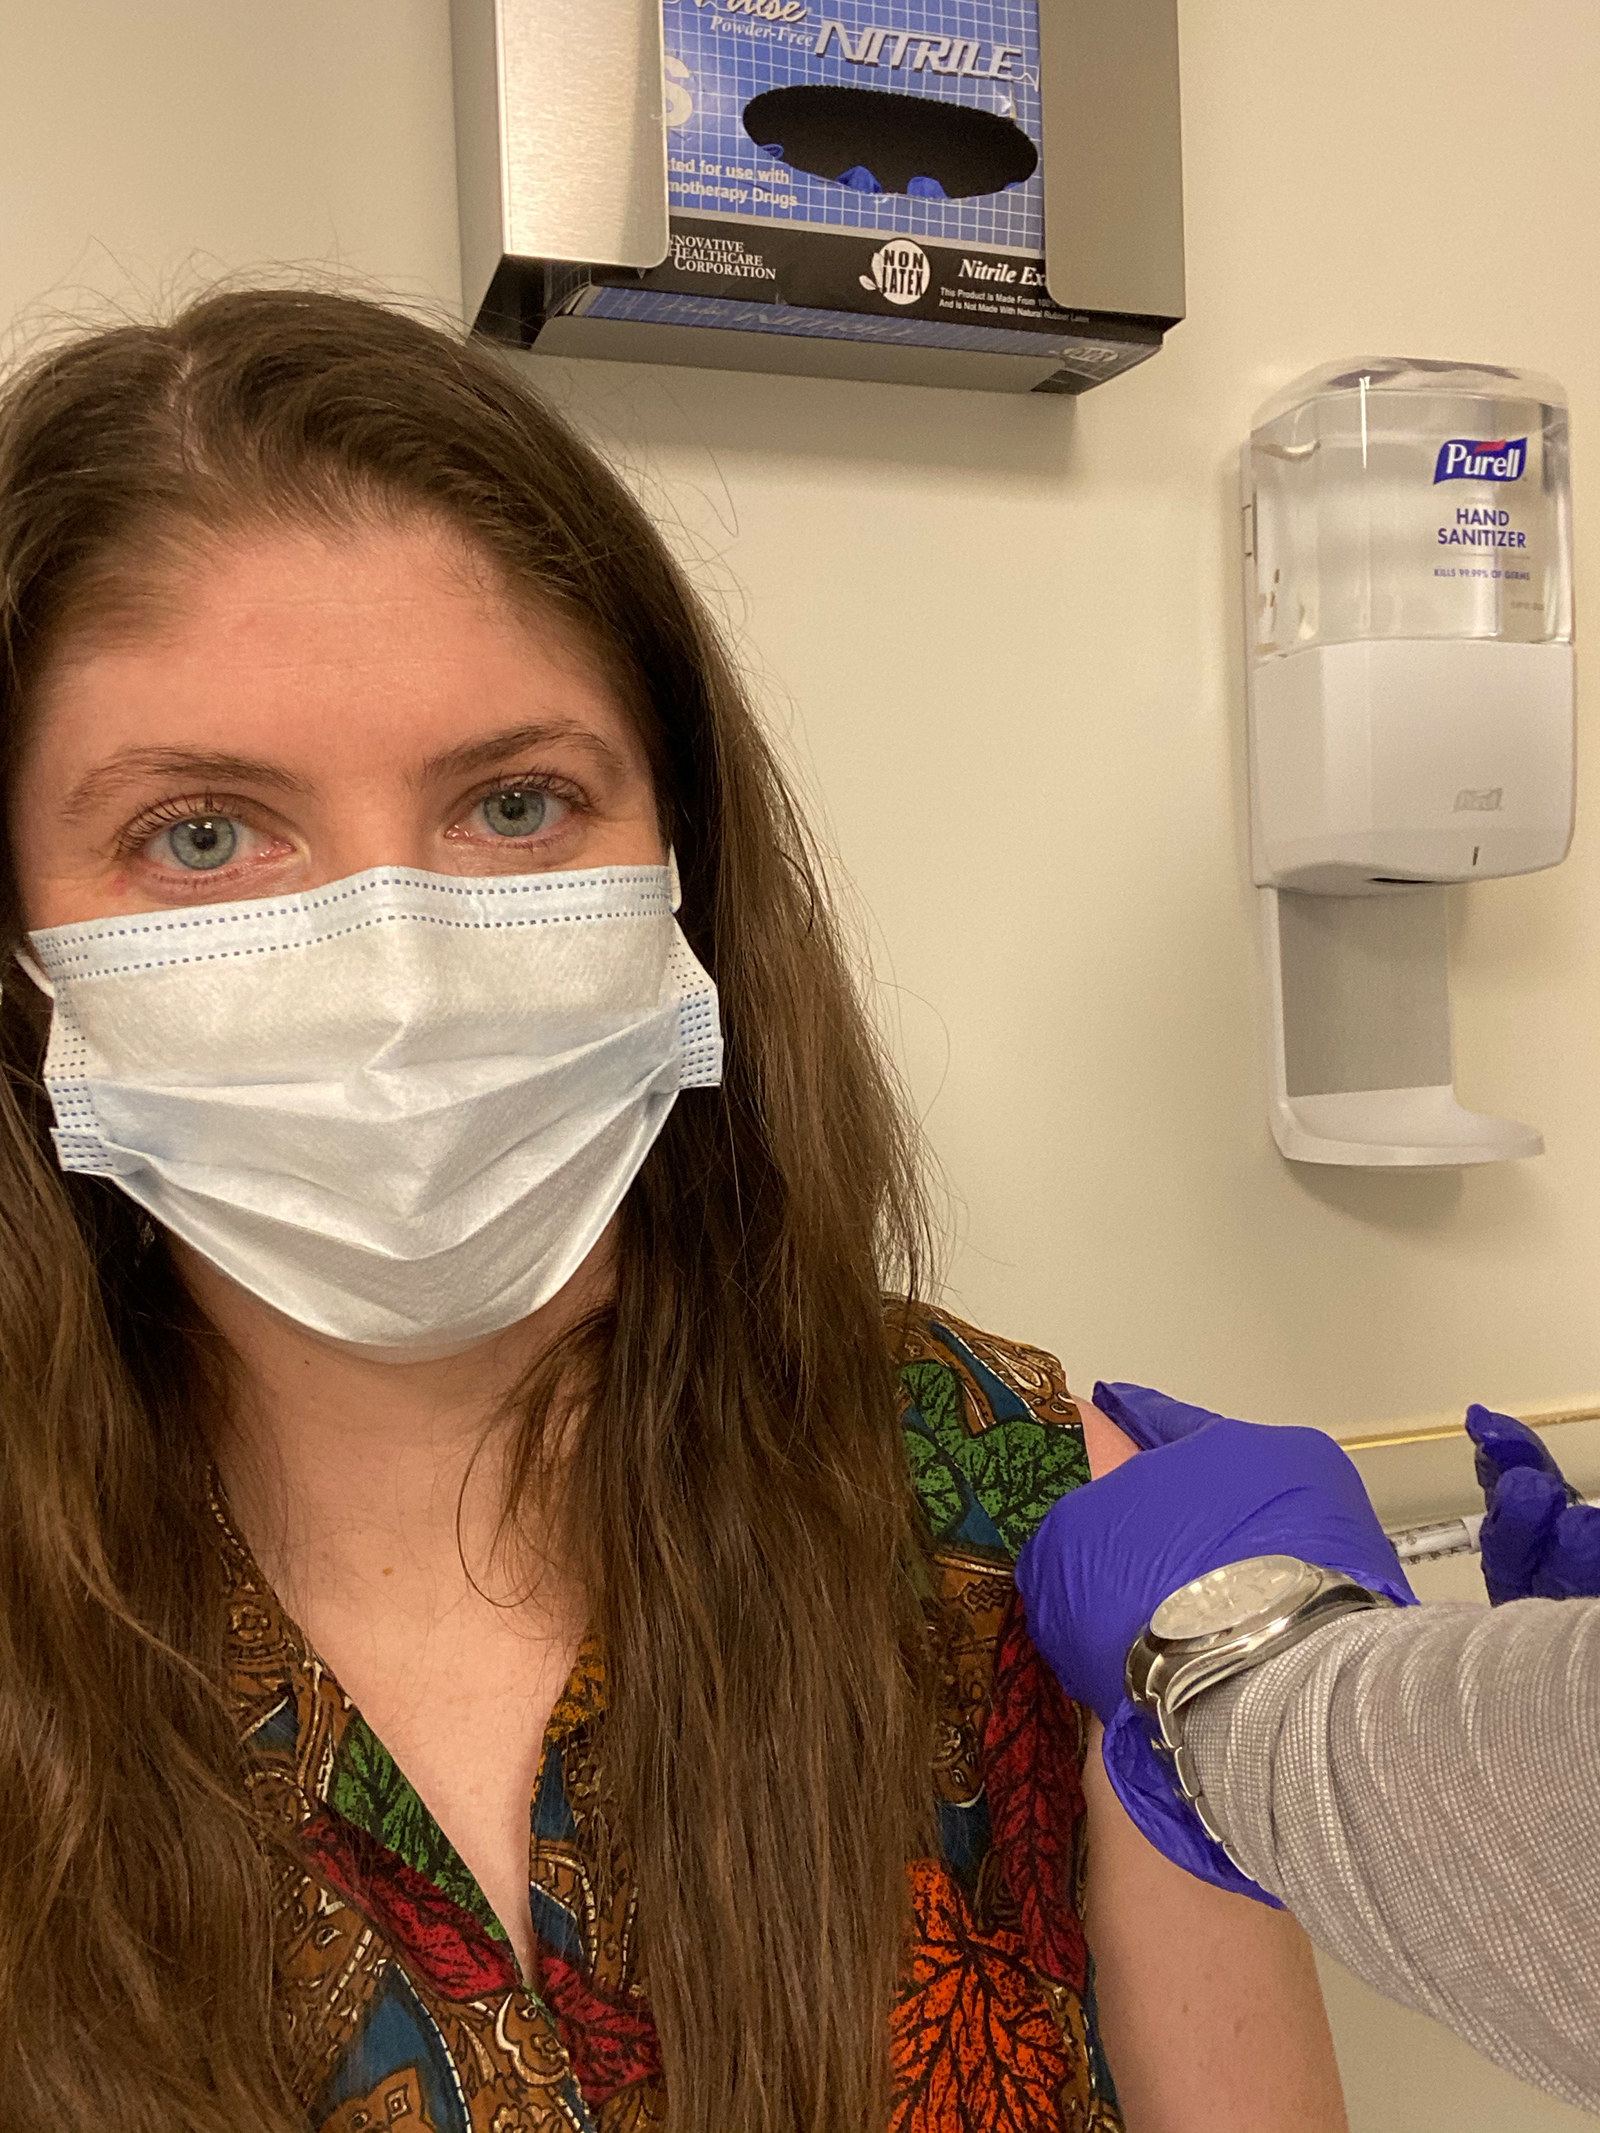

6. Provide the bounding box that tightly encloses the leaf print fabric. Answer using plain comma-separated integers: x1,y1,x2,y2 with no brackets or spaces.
318,2065,432,2133
330,1717,511,1945
298,1808,521,2003
891,1861,1086,2133
210,1306,1119,2131
899,1324,1091,1559
984,1594,1091,1998
535,1951,663,2104
893,1312,1121,2130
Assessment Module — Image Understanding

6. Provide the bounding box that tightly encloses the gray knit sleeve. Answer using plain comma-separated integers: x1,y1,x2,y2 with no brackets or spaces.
1184,1597,1600,2115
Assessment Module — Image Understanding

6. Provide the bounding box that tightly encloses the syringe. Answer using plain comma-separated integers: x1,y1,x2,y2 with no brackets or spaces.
1387,1497,1600,1566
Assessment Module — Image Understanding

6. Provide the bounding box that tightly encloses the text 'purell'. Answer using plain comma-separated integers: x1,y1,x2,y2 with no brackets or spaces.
1433,438,1527,483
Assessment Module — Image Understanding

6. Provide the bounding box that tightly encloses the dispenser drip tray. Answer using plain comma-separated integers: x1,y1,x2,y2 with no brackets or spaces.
1263,885,1542,1167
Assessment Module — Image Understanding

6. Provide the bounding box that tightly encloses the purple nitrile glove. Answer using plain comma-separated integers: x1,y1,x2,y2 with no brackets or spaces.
1466,1403,1600,1603
1015,1382,1415,1904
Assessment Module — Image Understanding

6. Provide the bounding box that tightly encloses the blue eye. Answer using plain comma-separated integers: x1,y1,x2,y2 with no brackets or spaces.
478,788,555,838
164,816,239,870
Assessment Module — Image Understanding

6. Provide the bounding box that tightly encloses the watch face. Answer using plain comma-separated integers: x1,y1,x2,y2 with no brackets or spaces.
1150,1555,1319,1643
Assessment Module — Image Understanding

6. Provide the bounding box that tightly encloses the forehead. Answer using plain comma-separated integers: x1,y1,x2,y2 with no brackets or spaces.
23,516,638,775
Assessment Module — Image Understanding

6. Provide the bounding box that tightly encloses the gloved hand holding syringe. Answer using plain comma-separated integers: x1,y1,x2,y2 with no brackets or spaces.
1389,1402,1600,1592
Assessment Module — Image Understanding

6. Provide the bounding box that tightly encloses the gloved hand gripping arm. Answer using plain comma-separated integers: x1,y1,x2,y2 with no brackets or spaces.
1014,1387,1414,1901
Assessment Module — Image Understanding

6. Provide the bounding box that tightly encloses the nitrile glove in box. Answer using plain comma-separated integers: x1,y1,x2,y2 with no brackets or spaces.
451,0,1185,394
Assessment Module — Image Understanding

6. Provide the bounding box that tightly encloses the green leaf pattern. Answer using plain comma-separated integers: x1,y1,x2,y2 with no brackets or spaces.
328,1713,509,1941
958,1417,1089,1557
904,1425,965,1540
901,1348,1091,1561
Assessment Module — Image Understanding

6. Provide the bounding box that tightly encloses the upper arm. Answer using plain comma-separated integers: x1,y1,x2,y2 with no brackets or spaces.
1081,1719,1348,2133
1075,1395,1138,1479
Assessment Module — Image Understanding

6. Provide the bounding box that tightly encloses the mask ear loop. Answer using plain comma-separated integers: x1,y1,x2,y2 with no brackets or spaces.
666,848,683,913
11,950,54,1001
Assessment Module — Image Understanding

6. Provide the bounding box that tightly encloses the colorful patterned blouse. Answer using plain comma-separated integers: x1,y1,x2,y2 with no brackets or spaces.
219,1310,1124,2132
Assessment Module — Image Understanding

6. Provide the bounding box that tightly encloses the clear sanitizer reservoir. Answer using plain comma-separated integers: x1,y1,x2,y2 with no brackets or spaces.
1245,359,1574,891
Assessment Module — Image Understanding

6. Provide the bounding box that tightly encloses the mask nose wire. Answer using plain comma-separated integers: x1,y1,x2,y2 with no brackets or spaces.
5,855,683,1002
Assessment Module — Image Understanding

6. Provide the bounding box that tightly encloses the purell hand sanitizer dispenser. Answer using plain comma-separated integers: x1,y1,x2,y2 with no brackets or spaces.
1242,360,1575,1165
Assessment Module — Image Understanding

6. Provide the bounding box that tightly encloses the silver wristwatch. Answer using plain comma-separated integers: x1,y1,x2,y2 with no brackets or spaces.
1125,1554,1393,1859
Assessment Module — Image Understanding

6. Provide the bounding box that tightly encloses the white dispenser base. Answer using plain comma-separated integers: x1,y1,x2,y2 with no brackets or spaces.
1261,885,1542,1167
1251,639,1574,893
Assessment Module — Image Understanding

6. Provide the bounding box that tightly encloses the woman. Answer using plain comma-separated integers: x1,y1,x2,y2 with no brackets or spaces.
0,290,1345,2133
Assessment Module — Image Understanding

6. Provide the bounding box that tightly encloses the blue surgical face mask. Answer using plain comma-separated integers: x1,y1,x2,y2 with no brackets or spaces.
24,861,721,1357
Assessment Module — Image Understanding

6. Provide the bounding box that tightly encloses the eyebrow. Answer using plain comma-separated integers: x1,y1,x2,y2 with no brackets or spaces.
61,747,316,823
418,720,625,782
61,721,625,823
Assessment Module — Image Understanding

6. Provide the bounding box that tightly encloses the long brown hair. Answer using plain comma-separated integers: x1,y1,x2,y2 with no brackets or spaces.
0,291,936,2132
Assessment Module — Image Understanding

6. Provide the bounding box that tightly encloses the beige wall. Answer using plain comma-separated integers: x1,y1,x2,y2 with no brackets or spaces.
2,3,1595,2126
541,2,1600,1454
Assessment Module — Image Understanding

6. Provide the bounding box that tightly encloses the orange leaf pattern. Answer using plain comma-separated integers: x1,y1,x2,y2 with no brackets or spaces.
892,1861,1089,2133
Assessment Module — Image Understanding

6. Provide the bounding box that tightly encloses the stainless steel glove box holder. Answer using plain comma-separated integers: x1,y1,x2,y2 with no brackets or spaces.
449,0,1184,393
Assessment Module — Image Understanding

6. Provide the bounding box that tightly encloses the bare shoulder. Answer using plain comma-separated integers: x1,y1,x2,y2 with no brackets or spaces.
1077,1396,1138,1478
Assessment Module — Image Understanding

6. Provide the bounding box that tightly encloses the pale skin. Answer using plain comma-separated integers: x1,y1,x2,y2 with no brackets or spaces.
10,518,1345,2131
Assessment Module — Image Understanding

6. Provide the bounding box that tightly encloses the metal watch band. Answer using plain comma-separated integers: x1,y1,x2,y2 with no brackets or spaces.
1127,1561,1395,1871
